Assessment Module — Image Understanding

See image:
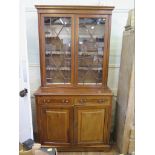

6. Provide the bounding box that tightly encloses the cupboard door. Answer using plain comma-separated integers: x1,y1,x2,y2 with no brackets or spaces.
75,15,109,86
40,14,75,86
74,105,109,144
41,106,73,144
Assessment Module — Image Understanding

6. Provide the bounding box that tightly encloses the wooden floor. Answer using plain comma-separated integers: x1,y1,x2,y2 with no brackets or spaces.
58,148,118,155
58,152,118,155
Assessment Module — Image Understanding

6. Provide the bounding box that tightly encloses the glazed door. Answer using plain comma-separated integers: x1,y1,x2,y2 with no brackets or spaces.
40,14,75,86
74,105,109,144
41,106,73,145
75,15,109,87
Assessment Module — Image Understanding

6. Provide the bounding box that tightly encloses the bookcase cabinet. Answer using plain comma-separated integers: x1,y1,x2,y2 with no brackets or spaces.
35,5,114,151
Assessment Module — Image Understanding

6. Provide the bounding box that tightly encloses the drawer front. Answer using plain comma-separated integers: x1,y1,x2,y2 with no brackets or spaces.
37,96,73,105
36,96,111,105
75,96,111,105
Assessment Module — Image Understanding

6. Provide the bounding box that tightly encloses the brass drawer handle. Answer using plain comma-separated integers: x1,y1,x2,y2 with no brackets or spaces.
65,99,69,103
43,99,51,103
98,99,105,103
79,99,86,104
62,99,69,103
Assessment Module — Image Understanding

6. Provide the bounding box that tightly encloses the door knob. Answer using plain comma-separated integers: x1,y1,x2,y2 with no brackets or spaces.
19,88,28,97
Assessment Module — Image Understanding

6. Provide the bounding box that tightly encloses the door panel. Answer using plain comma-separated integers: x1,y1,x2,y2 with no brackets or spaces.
42,106,73,144
78,109,105,143
75,105,107,144
19,1,33,142
75,15,109,86
40,14,75,86
46,110,68,141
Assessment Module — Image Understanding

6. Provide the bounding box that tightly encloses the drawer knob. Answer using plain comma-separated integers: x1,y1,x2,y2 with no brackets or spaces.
62,99,69,103
65,100,69,103
79,99,86,104
98,99,105,103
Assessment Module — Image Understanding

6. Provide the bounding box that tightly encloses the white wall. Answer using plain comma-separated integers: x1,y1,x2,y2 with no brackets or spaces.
25,0,134,132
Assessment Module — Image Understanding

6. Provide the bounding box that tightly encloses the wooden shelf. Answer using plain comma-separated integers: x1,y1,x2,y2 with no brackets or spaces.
45,35,71,38
44,23,71,26
45,51,71,55
79,51,103,56
46,66,102,71
78,67,102,71
45,51,103,56
46,67,71,71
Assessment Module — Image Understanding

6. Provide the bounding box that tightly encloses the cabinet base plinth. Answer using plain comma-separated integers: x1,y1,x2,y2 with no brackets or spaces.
41,144,111,152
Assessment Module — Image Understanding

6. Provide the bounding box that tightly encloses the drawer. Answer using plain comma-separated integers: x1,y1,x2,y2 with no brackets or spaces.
37,96,73,105
75,96,111,105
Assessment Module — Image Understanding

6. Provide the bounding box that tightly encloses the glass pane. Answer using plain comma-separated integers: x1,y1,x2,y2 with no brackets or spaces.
44,17,72,84
78,17,105,85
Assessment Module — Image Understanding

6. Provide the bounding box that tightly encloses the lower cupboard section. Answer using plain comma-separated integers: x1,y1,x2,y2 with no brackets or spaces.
36,95,112,151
